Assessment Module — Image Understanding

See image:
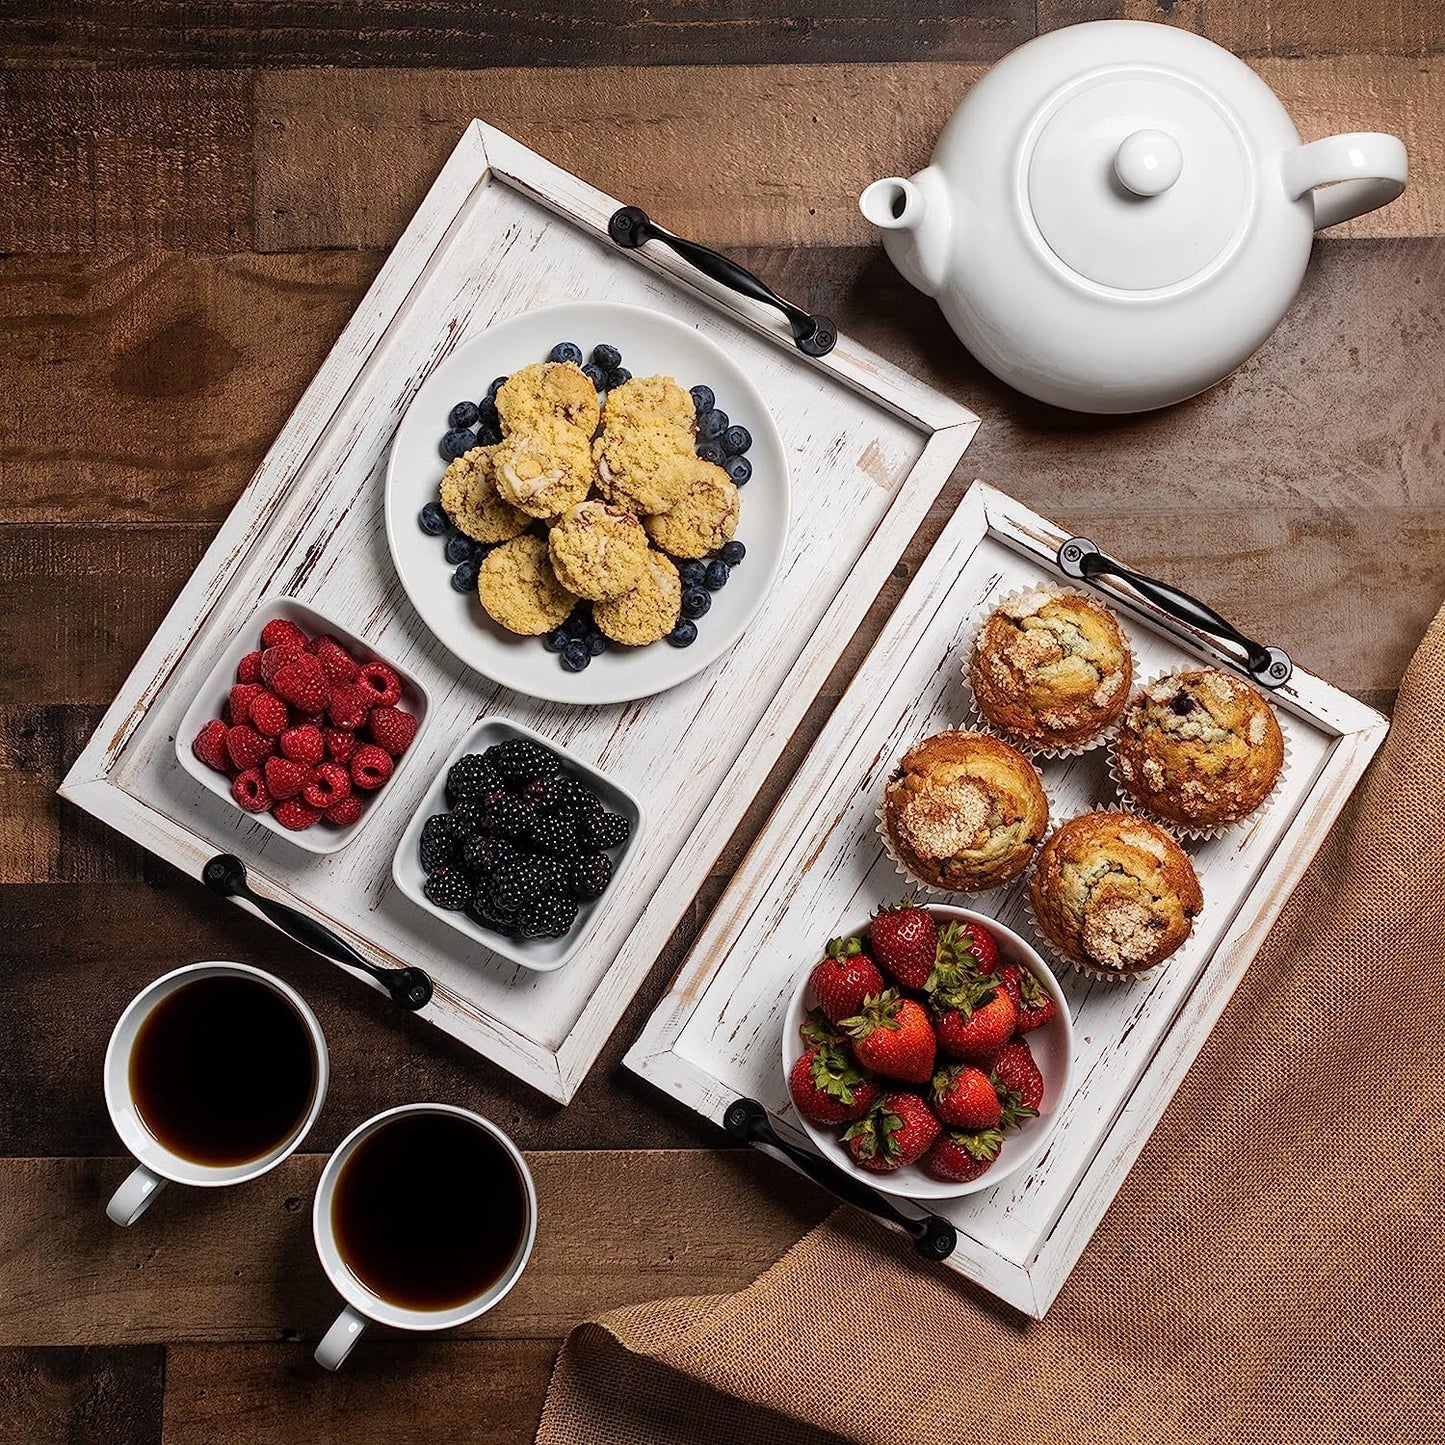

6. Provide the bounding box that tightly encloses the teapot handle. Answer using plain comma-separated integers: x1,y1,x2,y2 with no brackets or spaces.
1284,132,1407,230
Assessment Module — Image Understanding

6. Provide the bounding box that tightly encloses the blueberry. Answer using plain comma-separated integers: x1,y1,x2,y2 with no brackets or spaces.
677,559,706,587
605,367,632,390
582,362,606,389
696,408,728,440
419,502,448,535
689,384,715,415
704,559,731,590
719,540,746,566
592,343,622,371
564,609,592,640
449,400,480,429
451,559,480,592
668,620,698,648
478,395,499,424
696,441,726,465
470,539,493,562
561,640,591,672
681,586,711,620
440,427,477,461
548,341,584,365
587,633,608,656
445,532,473,563
486,376,508,398
475,420,502,446
724,454,752,485
722,425,752,456
544,628,569,653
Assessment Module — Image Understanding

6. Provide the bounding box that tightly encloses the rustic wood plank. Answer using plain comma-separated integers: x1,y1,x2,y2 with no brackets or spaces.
253,59,1445,251
1206,0,1438,58
0,70,252,254
0,1345,163,1445
0,1152,829,1344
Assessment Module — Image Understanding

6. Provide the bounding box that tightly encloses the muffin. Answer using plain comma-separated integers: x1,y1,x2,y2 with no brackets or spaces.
438,445,531,544
547,500,650,602
969,589,1132,752
477,533,578,635
642,460,739,559
592,416,694,516
593,551,682,646
1029,811,1203,978
495,361,601,437
492,415,596,520
602,375,696,436
1113,669,1285,831
881,731,1049,893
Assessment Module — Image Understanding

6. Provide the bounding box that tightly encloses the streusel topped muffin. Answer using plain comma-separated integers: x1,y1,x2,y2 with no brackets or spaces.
1029,811,1202,978
881,731,1049,893
1113,669,1284,830
969,589,1132,752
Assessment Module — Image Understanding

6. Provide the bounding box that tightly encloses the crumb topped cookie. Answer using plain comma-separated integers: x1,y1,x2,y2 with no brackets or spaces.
593,551,682,646
477,532,578,635
1029,811,1202,977
547,500,651,602
969,589,1132,752
602,375,696,435
882,731,1049,893
492,415,596,519
438,445,532,544
495,361,601,437
1113,668,1284,830
593,416,694,516
642,461,739,559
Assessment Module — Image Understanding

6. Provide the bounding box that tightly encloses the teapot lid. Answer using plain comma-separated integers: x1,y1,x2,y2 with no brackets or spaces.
1026,68,1253,292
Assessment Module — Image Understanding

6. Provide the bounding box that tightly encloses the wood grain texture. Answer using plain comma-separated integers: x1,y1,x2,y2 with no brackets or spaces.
0,1152,829,1344
0,1346,163,1445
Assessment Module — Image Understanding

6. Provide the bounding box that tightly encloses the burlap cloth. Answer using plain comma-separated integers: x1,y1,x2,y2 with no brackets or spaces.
537,605,1445,1445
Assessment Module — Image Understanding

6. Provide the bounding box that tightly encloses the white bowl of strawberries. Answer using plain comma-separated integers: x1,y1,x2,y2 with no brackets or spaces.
782,901,1075,1200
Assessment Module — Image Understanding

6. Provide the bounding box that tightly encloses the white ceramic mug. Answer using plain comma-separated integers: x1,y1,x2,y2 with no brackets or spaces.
312,1103,538,1370
103,961,329,1226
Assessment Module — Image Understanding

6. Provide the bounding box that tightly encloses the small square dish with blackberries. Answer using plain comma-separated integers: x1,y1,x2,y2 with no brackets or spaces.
391,717,645,972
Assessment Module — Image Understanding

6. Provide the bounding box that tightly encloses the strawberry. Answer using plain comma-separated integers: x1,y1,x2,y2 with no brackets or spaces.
313,635,360,685
1013,968,1057,1033
355,660,402,708
260,617,310,652
273,653,332,715
955,921,999,976
248,690,290,737
994,963,1024,1012
235,650,263,685
844,1092,940,1172
841,990,936,1084
350,744,393,790
809,936,885,1025
263,755,312,801
992,1040,1043,1126
324,795,364,827
272,798,322,831
923,1127,1004,1183
327,682,374,731
367,705,418,757
931,1064,1002,1129
926,919,999,994
932,982,1016,1063
259,643,304,687
788,1042,880,1126
225,723,274,771
303,761,351,810
230,768,271,813
869,900,937,991
279,724,325,766
192,719,230,773
800,1007,846,1049
227,682,264,727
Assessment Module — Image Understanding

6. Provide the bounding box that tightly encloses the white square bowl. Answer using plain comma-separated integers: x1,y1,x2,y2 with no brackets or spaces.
173,598,432,856
391,717,646,973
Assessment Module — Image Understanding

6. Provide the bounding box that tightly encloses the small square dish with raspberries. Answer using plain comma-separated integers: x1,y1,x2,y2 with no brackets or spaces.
174,600,430,856
781,902,1075,1200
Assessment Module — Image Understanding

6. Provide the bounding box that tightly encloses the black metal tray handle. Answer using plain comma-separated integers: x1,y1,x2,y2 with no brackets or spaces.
1058,537,1293,689
609,206,837,358
203,854,433,1012
723,1098,957,1261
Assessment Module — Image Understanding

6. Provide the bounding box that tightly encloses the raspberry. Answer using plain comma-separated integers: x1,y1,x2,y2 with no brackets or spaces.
227,683,264,726
367,705,417,757
260,617,309,651
355,661,402,707
324,796,364,827
263,755,313,800
303,761,351,810
225,724,274,771
236,650,263,685
249,690,290,737
350,744,393,790
314,635,360,685
192,719,230,773
280,724,325,765
273,798,322,831
231,768,271,813
259,644,304,687
324,727,356,763
327,683,374,731
273,653,331,714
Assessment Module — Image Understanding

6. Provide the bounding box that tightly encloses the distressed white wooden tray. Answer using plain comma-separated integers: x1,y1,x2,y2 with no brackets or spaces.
627,482,1388,1317
58,123,978,1103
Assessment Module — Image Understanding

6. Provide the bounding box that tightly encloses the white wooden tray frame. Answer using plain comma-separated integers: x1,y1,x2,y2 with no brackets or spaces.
57,123,978,1103
627,482,1388,1317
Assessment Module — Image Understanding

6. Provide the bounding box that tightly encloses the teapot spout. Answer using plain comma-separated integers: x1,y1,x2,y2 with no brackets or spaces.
859,168,954,298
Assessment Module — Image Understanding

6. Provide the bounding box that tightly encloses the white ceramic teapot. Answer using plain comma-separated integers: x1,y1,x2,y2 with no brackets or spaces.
860,21,1407,414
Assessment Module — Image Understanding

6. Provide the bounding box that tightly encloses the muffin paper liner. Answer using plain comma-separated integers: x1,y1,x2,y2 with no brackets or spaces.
961,585,1139,762
1107,669,1292,842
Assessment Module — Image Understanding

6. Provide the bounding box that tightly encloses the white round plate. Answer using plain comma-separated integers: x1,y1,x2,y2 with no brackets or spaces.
384,302,790,705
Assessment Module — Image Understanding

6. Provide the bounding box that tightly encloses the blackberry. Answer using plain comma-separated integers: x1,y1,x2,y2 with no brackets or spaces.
464,833,518,875
470,884,520,933
527,810,578,859
521,773,561,805
449,798,487,834
487,737,558,786
516,895,579,940
541,772,600,814
573,851,612,900
490,855,553,913
446,753,503,804
423,866,471,910
419,814,458,873
482,794,535,839
580,810,630,851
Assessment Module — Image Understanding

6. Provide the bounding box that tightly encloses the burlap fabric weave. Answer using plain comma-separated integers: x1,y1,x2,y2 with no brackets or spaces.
538,605,1445,1445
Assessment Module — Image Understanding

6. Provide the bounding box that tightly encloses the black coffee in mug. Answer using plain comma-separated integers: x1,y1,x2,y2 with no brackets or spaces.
331,1113,529,1311
129,974,318,1167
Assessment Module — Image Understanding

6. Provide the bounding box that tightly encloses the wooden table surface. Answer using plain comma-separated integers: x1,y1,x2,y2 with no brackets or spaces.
3,4,1443,1440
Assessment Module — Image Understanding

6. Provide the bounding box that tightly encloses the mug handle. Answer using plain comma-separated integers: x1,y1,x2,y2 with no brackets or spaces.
1284,132,1407,229
315,1305,367,1370
106,1164,167,1226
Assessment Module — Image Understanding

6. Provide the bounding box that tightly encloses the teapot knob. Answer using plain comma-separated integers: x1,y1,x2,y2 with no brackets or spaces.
1114,129,1184,197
